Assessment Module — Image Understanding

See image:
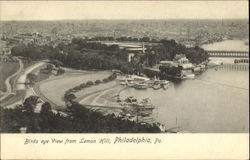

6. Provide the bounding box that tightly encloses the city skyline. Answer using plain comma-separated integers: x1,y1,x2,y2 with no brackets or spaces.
0,1,248,21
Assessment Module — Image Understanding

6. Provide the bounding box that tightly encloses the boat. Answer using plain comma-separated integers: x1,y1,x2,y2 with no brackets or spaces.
153,84,161,90
234,59,249,64
162,84,168,89
137,98,155,109
120,81,126,85
139,112,151,117
125,79,134,87
160,80,169,85
184,73,195,79
160,80,170,89
207,60,223,67
133,82,148,89
120,97,156,123
122,97,155,111
124,96,137,104
193,66,201,73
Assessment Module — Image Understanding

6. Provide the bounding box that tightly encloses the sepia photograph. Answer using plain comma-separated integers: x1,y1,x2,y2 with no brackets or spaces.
0,1,248,135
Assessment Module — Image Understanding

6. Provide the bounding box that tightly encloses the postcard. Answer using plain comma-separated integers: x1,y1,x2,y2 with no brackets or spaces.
0,1,249,159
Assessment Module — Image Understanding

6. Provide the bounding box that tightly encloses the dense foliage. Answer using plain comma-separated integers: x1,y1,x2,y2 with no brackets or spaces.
0,96,161,133
11,39,138,74
159,65,183,79
11,37,208,74
144,40,209,67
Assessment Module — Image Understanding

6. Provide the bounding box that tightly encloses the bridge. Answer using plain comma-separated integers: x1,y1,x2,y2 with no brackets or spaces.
206,50,249,58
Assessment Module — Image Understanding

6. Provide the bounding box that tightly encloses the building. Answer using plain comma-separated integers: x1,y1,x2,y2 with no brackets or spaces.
125,43,146,62
101,41,146,62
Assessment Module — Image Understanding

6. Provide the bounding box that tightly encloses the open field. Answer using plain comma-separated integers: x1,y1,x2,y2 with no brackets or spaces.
75,81,118,101
0,61,20,92
38,71,112,106
78,84,124,107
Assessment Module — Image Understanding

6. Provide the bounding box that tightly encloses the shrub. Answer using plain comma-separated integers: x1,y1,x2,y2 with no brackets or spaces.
73,86,82,91
102,78,108,83
86,81,94,86
64,93,76,102
57,68,65,75
95,80,101,85
80,83,86,88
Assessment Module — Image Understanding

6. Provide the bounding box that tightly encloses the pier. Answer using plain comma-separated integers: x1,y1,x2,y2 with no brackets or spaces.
217,64,249,71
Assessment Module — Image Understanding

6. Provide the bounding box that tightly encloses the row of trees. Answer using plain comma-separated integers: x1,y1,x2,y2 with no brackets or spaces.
0,96,161,133
64,73,117,102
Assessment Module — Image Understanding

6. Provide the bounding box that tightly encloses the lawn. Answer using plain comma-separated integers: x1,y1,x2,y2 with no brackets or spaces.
0,61,20,92
39,71,112,106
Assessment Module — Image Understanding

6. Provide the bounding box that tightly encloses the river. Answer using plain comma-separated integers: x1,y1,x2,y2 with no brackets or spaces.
120,40,249,133
202,39,249,51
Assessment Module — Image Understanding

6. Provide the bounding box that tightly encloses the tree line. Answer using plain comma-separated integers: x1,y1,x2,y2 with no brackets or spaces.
0,96,161,133
64,73,117,102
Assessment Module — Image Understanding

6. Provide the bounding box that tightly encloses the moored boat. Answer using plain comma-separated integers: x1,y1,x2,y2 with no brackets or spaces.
137,98,155,109
153,84,161,90
133,82,148,89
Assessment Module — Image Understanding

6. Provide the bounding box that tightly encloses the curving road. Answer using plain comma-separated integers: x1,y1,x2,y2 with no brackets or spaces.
1,60,47,107
16,61,46,90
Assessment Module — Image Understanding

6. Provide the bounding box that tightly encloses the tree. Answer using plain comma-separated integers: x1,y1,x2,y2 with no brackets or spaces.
80,83,86,88
140,37,150,42
46,64,54,73
51,60,63,67
40,102,52,115
102,78,108,83
57,68,65,75
27,73,37,84
23,96,40,113
86,81,94,86
64,93,76,102
95,80,102,85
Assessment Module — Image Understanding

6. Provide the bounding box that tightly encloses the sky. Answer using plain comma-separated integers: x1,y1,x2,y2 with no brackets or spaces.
0,1,249,21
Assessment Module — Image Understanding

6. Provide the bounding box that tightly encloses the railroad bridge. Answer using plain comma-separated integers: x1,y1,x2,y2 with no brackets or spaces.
206,50,249,58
